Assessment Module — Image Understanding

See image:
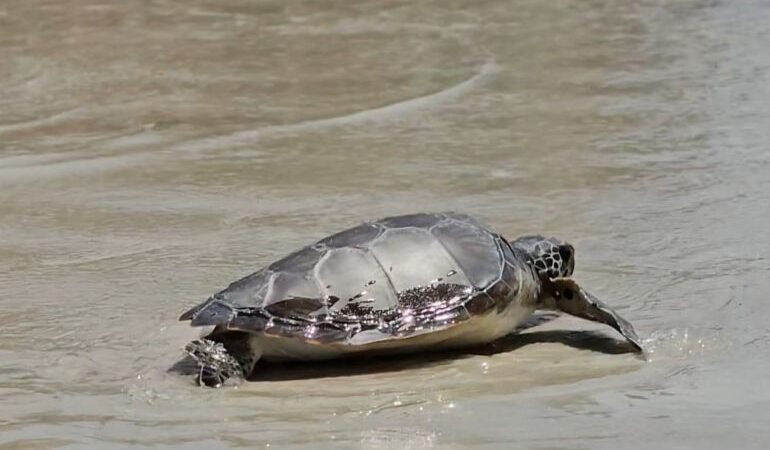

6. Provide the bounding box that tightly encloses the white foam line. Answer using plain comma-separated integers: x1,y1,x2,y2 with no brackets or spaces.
0,151,155,183
0,107,89,137
177,59,499,152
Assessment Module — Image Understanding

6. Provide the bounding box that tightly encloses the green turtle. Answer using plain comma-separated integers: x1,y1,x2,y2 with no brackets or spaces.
179,212,642,387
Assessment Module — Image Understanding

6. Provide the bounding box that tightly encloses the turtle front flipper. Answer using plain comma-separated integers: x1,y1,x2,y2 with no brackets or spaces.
541,278,643,352
184,333,259,387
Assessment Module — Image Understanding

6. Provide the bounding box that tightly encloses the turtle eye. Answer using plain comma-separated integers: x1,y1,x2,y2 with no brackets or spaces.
558,245,572,265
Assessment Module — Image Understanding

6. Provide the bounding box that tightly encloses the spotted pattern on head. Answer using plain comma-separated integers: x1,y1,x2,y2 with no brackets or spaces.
508,235,575,279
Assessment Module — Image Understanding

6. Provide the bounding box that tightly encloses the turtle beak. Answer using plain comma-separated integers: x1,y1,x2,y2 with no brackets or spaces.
546,278,643,352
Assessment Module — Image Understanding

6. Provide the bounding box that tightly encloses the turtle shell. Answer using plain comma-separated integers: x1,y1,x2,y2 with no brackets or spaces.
180,212,524,344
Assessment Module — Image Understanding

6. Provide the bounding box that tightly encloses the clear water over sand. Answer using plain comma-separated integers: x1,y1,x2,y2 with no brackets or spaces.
1,0,769,448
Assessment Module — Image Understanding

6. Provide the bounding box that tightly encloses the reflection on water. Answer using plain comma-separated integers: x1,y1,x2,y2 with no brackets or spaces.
2,0,770,448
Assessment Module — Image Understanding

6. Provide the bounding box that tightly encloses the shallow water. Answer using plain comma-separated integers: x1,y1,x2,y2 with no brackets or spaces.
2,0,770,448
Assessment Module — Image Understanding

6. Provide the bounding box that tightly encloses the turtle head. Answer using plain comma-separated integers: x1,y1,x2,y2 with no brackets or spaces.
509,235,575,279
510,236,643,351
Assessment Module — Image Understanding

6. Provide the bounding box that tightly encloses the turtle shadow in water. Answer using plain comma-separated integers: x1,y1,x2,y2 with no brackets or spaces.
169,313,641,383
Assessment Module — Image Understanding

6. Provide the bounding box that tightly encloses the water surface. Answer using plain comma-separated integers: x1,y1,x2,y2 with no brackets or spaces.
2,0,770,448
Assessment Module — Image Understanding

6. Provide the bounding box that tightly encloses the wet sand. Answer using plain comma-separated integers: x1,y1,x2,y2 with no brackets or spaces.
2,0,770,448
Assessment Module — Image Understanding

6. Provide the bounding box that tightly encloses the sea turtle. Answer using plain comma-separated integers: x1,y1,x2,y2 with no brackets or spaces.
179,212,642,387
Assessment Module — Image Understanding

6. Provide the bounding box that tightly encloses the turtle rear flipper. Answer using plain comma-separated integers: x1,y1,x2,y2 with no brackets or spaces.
185,334,259,387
